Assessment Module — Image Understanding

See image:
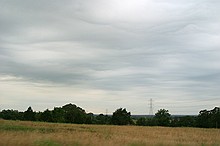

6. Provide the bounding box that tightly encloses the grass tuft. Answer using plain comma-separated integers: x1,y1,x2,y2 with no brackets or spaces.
128,142,146,146
34,139,61,146
0,124,34,131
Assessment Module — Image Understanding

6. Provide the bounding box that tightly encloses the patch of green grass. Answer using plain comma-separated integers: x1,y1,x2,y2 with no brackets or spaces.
0,123,55,133
71,141,81,146
34,139,61,146
155,143,165,146
176,144,184,146
128,142,146,146
0,124,35,131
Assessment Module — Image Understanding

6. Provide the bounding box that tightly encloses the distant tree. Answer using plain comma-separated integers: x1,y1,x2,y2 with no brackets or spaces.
197,107,220,128
154,109,171,126
52,107,65,123
40,109,53,122
136,117,147,126
171,116,196,127
24,106,36,121
197,109,211,128
85,113,94,124
34,111,42,121
111,108,132,125
210,107,220,128
0,109,23,120
95,114,110,125
62,103,87,124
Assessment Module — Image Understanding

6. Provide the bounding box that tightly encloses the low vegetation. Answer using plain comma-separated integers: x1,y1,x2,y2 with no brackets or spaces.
0,103,219,128
1,119,220,146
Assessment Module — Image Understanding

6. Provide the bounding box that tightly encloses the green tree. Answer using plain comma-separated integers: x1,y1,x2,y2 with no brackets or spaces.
111,108,132,125
136,117,147,126
171,116,196,127
40,109,53,122
197,107,220,128
24,106,36,121
210,107,220,128
154,109,171,126
95,114,111,125
0,109,23,120
85,113,94,124
52,107,65,123
62,103,87,124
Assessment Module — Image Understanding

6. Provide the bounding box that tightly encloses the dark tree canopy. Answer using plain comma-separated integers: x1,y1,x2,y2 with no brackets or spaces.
40,109,53,122
94,114,108,124
0,109,23,120
154,109,171,126
0,103,219,128
52,107,65,123
111,108,132,125
24,106,36,121
62,103,87,124
197,107,220,128
136,117,147,126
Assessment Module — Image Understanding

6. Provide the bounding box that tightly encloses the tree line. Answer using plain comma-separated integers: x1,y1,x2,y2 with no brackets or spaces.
0,103,219,128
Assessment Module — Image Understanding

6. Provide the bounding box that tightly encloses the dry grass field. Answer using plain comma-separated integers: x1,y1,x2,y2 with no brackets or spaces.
0,119,220,146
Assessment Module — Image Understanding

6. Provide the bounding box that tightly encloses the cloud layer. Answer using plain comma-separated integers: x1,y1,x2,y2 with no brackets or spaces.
1,0,220,114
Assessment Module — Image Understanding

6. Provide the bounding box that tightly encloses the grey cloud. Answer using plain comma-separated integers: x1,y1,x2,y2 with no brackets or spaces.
1,0,220,114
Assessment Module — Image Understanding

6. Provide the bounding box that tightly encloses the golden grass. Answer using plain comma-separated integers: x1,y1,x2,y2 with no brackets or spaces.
0,119,220,146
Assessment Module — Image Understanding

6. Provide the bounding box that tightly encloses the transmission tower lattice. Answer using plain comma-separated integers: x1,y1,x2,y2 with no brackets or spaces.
149,98,153,116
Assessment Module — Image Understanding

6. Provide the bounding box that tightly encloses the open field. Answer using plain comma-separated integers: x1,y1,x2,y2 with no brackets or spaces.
0,119,220,146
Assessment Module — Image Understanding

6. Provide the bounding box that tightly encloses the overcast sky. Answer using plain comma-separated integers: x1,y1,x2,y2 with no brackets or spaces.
0,0,220,115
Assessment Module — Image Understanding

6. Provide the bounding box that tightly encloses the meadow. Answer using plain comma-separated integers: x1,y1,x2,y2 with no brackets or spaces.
0,119,220,146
